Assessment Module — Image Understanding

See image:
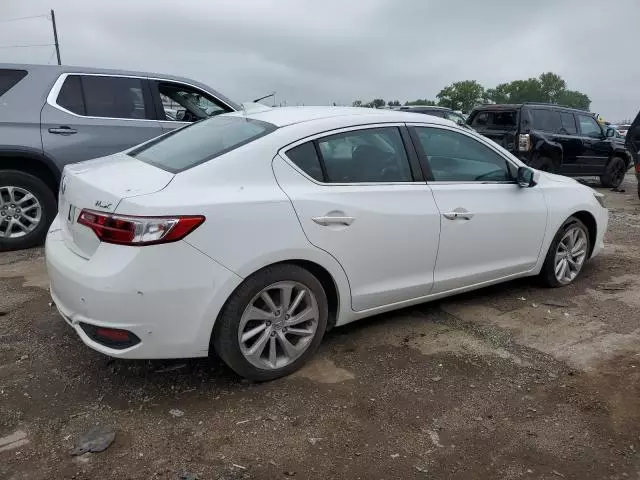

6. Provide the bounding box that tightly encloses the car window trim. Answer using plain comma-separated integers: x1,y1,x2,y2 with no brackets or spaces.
406,122,519,185
46,72,236,122
279,123,425,186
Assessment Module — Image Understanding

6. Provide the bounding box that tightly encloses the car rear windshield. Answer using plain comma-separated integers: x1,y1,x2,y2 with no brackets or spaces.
0,69,28,97
131,115,277,173
469,110,518,129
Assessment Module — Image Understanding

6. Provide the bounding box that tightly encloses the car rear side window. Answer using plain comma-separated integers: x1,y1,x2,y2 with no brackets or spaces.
286,142,324,182
81,76,153,120
0,69,27,97
131,115,276,173
470,110,517,128
560,112,577,134
56,75,85,115
531,109,561,133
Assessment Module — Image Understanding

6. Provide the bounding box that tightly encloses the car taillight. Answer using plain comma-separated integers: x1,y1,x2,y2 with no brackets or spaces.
77,209,204,246
518,134,531,152
635,164,640,173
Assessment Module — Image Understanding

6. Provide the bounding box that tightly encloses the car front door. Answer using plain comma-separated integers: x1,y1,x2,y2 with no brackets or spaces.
148,80,234,133
272,125,441,312
576,114,611,174
409,124,548,293
41,74,163,166
555,111,583,174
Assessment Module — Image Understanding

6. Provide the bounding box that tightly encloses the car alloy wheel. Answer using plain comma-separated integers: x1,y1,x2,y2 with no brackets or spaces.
238,281,320,370
554,225,588,284
0,185,43,239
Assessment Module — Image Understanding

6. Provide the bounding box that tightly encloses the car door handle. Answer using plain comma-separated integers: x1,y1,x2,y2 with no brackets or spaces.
443,209,474,220
48,127,77,135
312,215,355,226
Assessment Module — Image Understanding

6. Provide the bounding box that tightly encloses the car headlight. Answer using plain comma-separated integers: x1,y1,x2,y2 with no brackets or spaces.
593,191,606,208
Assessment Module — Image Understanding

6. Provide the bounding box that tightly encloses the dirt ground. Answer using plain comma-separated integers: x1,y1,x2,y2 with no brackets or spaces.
1,175,639,480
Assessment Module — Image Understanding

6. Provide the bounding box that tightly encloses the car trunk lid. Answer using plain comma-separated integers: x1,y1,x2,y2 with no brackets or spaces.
59,153,174,258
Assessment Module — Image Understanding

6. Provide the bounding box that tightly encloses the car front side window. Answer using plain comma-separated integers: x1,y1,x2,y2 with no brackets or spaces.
414,126,512,182
578,115,603,138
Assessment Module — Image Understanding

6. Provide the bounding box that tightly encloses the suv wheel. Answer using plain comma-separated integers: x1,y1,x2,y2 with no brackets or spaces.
0,170,57,251
600,156,627,188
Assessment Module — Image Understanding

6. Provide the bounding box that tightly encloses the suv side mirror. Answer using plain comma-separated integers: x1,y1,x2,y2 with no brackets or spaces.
606,128,616,138
517,166,536,188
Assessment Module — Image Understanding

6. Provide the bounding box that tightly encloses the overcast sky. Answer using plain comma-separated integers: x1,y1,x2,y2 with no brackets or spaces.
2,0,639,122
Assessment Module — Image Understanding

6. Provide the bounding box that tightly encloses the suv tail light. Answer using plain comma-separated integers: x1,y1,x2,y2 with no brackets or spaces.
518,134,531,152
77,210,204,246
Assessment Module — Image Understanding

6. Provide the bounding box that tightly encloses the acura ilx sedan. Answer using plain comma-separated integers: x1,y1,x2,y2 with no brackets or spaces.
46,106,608,380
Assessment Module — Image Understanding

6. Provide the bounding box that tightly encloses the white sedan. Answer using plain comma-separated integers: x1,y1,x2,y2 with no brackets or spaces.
46,106,608,380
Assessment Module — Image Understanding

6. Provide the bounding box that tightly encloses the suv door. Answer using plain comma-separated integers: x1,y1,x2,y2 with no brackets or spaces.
409,124,547,293
41,74,163,166
272,125,441,312
148,80,234,133
576,114,611,174
555,111,583,174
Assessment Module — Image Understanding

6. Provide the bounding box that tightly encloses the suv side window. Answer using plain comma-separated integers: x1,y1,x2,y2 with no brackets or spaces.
560,112,577,134
155,81,231,122
56,75,85,115
531,109,561,133
81,76,153,120
414,126,512,182
315,127,413,183
578,115,603,138
0,69,27,97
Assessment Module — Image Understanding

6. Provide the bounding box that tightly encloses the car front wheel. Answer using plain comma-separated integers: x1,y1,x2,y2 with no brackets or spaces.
212,264,328,381
600,156,627,188
539,217,591,287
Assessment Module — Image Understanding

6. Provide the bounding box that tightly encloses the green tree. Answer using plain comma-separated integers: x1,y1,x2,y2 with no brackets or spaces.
501,78,546,103
387,100,401,107
371,98,385,109
352,100,363,107
539,72,566,103
556,90,591,110
436,80,485,113
405,99,437,106
485,83,511,104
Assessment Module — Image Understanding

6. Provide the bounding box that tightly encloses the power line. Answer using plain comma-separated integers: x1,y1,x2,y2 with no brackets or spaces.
0,43,54,49
0,14,49,24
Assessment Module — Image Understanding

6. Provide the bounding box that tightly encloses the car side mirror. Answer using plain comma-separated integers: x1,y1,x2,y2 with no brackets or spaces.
517,166,536,188
606,128,615,138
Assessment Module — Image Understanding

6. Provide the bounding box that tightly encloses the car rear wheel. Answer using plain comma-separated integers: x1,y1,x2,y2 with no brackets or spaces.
212,264,328,381
539,217,590,288
600,156,627,188
0,170,57,251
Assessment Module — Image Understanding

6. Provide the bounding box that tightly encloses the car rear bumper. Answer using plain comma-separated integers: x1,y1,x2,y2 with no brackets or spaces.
45,217,242,359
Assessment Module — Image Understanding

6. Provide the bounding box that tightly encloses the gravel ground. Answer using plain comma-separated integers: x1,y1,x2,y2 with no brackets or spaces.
1,174,639,480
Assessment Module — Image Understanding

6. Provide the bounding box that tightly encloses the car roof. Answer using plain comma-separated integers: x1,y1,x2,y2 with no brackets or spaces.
0,62,239,110
226,106,456,128
472,103,591,115
400,105,451,111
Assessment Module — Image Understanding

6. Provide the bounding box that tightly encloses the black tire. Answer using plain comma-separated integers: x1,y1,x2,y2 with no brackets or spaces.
539,216,591,288
530,155,554,172
212,264,328,381
0,170,57,251
600,156,627,188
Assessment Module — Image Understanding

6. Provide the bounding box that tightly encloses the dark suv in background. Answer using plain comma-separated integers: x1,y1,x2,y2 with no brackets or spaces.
467,103,631,188
0,64,238,250
625,110,640,199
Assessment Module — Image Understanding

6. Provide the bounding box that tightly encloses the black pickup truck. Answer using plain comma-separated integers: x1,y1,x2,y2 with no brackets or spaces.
467,103,632,188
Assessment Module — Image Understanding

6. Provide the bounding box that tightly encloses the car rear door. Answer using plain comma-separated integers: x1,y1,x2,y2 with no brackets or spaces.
272,125,441,312
409,124,547,293
41,74,163,166
147,79,235,133
575,113,611,174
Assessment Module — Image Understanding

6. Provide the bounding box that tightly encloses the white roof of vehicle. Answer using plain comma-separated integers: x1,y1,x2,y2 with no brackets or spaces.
227,106,455,128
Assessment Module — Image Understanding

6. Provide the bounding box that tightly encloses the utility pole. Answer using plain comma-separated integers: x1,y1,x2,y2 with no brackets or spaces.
50,9,61,65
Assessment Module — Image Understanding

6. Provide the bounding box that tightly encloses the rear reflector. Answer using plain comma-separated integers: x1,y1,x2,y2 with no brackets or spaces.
79,323,141,349
77,210,204,246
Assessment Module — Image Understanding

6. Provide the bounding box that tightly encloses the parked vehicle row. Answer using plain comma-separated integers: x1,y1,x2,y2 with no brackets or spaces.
46,107,608,380
466,102,632,189
0,64,238,251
